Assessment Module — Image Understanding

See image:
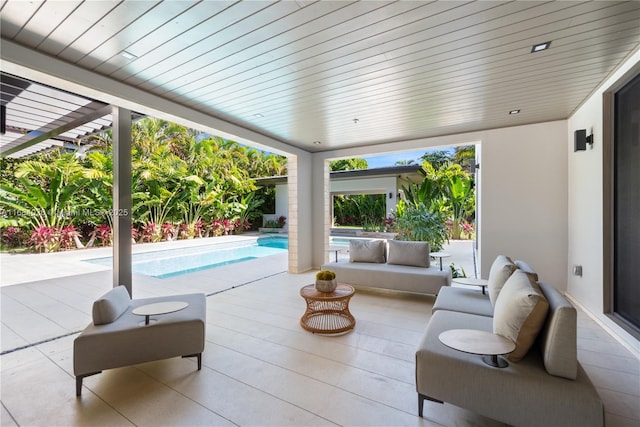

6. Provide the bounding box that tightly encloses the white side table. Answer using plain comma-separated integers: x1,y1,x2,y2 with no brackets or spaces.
325,246,343,262
439,329,515,368
452,277,489,295
430,251,451,271
132,301,189,325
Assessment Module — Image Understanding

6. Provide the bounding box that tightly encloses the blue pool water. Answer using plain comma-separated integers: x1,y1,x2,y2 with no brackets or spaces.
85,236,288,279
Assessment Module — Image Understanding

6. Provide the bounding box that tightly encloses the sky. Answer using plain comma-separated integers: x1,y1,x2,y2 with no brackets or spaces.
363,147,454,169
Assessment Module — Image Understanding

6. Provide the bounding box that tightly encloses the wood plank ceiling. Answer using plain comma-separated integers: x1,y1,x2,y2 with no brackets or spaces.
1,0,640,153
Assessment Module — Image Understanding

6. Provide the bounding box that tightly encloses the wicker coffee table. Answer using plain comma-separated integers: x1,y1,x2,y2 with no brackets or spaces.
300,283,355,334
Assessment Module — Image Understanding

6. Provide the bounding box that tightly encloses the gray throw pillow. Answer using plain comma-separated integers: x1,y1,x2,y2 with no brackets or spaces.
387,240,430,267
493,270,549,362
92,286,131,325
349,239,386,263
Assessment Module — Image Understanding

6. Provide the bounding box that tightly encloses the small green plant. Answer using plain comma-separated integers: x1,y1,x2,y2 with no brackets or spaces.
263,219,283,228
362,218,386,232
316,270,336,280
449,263,467,278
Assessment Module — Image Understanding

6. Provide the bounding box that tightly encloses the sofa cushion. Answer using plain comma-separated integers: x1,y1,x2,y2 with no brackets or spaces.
487,255,518,306
493,270,549,362
349,239,386,263
432,286,494,317
387,240,430,267
92,286,131,325
537,282,578,379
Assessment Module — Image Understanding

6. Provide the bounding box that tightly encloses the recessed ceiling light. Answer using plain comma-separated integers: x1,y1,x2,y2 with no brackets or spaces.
509,109,521,115
531,41,551,53
253,113,264,118
313,141,321,145
121,51,137,60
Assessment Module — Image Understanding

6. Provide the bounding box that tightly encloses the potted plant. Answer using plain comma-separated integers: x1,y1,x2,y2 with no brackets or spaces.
315,270,337,292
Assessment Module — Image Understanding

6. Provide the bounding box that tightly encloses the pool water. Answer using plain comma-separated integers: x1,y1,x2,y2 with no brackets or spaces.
85,236,288,279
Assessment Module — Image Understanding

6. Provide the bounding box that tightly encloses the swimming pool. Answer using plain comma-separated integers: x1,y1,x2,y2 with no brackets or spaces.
85,236,288,279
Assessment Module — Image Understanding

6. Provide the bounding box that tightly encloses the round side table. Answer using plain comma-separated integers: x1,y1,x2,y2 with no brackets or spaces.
430,252,451,271
300,283,355,334
132,301,189,326
452,277,489,295
438,329,515,368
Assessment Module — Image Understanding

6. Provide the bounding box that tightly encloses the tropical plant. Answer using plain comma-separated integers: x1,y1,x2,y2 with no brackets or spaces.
449,262,467,278
330,157,368,171
443,166,474,239
1,226,28,249
393,201,448,251
333,194,386,227
229,191,264,233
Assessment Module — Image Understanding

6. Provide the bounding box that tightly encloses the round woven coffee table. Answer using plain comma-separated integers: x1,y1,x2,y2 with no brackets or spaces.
300,283,355,334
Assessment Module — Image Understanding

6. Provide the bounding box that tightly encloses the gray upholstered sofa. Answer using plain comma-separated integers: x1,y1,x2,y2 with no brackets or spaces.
321,239,451,295
73,286,206,396
415,256,604,427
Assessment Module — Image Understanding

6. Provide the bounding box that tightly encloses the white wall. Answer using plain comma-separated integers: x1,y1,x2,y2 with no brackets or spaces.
275,183,288,220
567,49,640,354
478,121,568,289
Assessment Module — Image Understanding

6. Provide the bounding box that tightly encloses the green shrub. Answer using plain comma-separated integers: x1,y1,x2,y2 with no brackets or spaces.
316,270,336,280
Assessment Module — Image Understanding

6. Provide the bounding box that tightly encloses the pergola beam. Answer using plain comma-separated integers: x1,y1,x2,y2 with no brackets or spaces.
0,103,111,157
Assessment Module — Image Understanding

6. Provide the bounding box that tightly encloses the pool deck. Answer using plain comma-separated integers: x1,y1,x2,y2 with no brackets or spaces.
0,233,267,287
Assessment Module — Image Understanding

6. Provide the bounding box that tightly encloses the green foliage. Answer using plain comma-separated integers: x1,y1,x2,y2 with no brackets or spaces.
0,117,287,251
393,202,448,251
362,217,386,232
450,262,467,278
330,157,368,171
333,194,386,227
420,150,453,169
316,270,336,280
397,154,476,241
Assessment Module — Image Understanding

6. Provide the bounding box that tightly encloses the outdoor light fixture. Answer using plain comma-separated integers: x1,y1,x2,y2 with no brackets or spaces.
313,141,321,145
509,109,520,115
253,113,264,118
574,129,594,151
531,41,551,53
0,105,5,134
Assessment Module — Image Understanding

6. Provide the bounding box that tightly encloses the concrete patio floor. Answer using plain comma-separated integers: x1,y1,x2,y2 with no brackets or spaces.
1,238,638,426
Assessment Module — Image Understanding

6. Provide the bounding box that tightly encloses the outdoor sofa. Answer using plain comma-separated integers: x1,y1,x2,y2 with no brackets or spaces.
416,256,603,426
321,239,451,295
73,286,206,396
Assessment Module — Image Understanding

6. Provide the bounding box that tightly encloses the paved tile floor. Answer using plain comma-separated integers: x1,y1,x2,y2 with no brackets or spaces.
1,238,638,426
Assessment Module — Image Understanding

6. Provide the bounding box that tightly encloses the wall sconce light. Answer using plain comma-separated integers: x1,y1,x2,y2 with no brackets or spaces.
0,105,6,134
574,129,594,151
389,192,393,199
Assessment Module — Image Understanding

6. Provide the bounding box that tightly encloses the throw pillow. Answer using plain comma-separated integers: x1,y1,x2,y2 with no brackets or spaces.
487,255,518,306
92,285,131,325
493,270,549,362
349,239,386,263
387,240,430,267
514,260,539,282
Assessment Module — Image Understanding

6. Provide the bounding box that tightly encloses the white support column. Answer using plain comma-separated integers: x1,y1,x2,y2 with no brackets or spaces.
112,107,132,295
